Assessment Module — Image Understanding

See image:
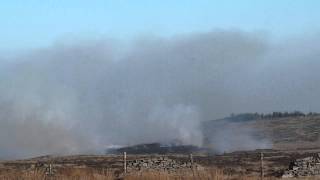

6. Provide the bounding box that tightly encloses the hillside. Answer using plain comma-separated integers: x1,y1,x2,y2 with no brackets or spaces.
109,112,320,155
203,112,320,151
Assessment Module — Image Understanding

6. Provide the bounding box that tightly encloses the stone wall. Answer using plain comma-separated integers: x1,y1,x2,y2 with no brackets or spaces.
126,156,197,172
282,154,320,178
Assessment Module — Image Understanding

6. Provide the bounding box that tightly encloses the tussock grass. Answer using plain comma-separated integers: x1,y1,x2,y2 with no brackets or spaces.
0,167,315,180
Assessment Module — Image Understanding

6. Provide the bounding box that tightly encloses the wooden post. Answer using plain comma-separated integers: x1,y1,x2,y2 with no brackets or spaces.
190,154,195,179
49,164,52,175
190,153,194,165
45,163,54,180
123,152,127,173
260,152,264,180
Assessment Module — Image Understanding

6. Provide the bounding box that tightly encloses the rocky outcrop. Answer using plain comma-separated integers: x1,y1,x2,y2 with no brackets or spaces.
282,154,320,178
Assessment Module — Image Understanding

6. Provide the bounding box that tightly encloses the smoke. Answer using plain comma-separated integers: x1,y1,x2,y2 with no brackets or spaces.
0,30,320,158
205,122,272,153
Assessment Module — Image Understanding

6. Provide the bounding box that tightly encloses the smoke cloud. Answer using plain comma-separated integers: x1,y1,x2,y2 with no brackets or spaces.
0,30,319,159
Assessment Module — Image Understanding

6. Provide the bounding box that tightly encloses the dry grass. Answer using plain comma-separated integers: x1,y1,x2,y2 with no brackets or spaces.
0,167,279,180
124,168,279,180
1,167,319,180
0,168,115,180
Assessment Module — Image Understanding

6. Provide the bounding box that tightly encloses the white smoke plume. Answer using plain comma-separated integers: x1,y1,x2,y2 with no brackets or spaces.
0,30,319,159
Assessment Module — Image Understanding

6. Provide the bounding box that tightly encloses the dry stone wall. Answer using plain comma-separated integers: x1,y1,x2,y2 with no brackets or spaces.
282,154,320,178
126,156,196,172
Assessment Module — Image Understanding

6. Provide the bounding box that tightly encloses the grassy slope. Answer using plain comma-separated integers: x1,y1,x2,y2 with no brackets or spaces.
203,115,320,150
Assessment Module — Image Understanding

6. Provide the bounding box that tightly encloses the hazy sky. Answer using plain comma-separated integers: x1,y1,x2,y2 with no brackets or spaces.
1,0,320,50
0,1,320,158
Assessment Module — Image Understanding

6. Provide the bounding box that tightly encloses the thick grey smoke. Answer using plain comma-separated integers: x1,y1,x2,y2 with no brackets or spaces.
0,30,319,159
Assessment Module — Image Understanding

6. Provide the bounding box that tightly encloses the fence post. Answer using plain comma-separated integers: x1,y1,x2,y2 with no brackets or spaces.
124,152,127,174
260,152,264,180
190,154,195,179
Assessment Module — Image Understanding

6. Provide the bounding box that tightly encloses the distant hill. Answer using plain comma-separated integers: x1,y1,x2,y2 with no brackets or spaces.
211,111,319,123
108,112,320,154
202,112,320,151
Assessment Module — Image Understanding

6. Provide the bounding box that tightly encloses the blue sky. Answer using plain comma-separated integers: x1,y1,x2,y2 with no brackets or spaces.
1,0,320,50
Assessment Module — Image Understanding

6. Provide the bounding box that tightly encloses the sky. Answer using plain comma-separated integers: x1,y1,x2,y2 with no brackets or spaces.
1,1,320,158
1,0,320,51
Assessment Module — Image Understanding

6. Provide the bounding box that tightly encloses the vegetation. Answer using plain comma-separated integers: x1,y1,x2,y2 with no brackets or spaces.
2,168,319,179
0,168,278,180
225,111,319,122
